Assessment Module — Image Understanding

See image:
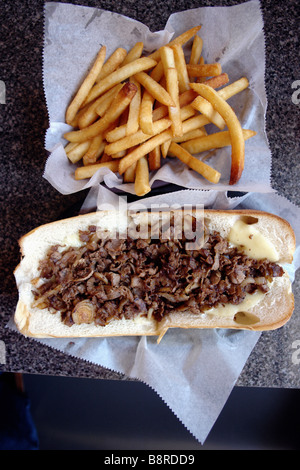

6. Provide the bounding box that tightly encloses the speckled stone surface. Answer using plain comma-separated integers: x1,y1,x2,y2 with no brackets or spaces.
0,0,299,387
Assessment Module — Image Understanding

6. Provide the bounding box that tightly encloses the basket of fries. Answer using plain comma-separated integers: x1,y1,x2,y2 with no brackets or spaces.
43,3,271,197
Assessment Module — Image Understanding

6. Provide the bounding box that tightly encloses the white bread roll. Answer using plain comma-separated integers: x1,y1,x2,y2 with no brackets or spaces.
14,209,296,340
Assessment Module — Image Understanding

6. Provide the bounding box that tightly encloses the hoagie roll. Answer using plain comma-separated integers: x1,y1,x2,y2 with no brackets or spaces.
14,208,296,341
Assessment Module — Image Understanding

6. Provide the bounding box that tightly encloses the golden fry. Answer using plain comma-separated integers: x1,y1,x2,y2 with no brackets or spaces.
181,129,256,154
191,95,226,130
121,42,144,66
168,142,221,184
190,77,249,101
148,26,201,62
160,46,182,137
203,73,229,89
123,161,137,183
126,77,141,135
190,77,249,130
161,139,171,158
105,118,171,156
139,90,155,134
85,57,157,105
77,84,123,129
181,114,210,134
65,46,106,125
119,129,173,175
83,135,105,165
189,35,203,65
64,142,78,153
135,156,151,196
134,71,174,107
66,141,91,163
96,47,127,82
172,127,207,143
148,145,161,171
189,82,249,183
172,44,190,93
137,61,165,135
75,160,119,180
186,63,222,78
64,82,137,143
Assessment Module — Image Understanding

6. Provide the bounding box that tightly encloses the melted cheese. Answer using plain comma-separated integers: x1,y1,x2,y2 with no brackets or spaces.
228,220,279,262
205,289,265,318
59,233,84,249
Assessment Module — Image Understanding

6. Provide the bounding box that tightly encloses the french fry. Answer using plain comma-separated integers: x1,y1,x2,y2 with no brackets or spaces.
181,129,256,154
172,127,207,143
166,67,182,137
134,71,175,107
190,77,249,102
189,35,203,65
64,142,78,153
123,161,137,183
137,61,165,135
77,83,123,129
148,91,198,125
85,57,157,105
121,42,144,66
119,129,173,175
178,89,198,106
186,82,245,184
203,73,229,89
168,142,221,184
64,82,137,143
190,77,250,130
161,140,171,158
135,156,151,196
99,152,113,163
75,160,119,180
65,46,106,125
181,114,210,134
160,46,182,137
191,95,226,130
139,90,155,135
186,63,222,78
105,124,127,143
148,26,201,62
180,104,197,121
66,141,91,163
96,47,127,82
195,56,207,82
126,77,141,135
148,145,161,171
105,118,171,156
172,44,190,93
83,135,105,165
95,84,124,117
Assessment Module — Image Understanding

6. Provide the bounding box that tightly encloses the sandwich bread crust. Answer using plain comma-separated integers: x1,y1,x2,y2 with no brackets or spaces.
14,209,296,339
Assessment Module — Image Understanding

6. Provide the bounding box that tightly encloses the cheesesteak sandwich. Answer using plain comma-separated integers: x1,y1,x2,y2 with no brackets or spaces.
14,208,295,340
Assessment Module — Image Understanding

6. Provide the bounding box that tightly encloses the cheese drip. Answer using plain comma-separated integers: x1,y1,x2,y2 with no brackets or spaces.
228,220,279,262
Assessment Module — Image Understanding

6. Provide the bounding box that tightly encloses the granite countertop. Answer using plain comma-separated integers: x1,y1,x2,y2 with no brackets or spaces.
0,0,299,387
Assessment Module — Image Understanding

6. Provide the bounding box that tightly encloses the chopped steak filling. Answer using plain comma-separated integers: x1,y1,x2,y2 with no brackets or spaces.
32,225,284,326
